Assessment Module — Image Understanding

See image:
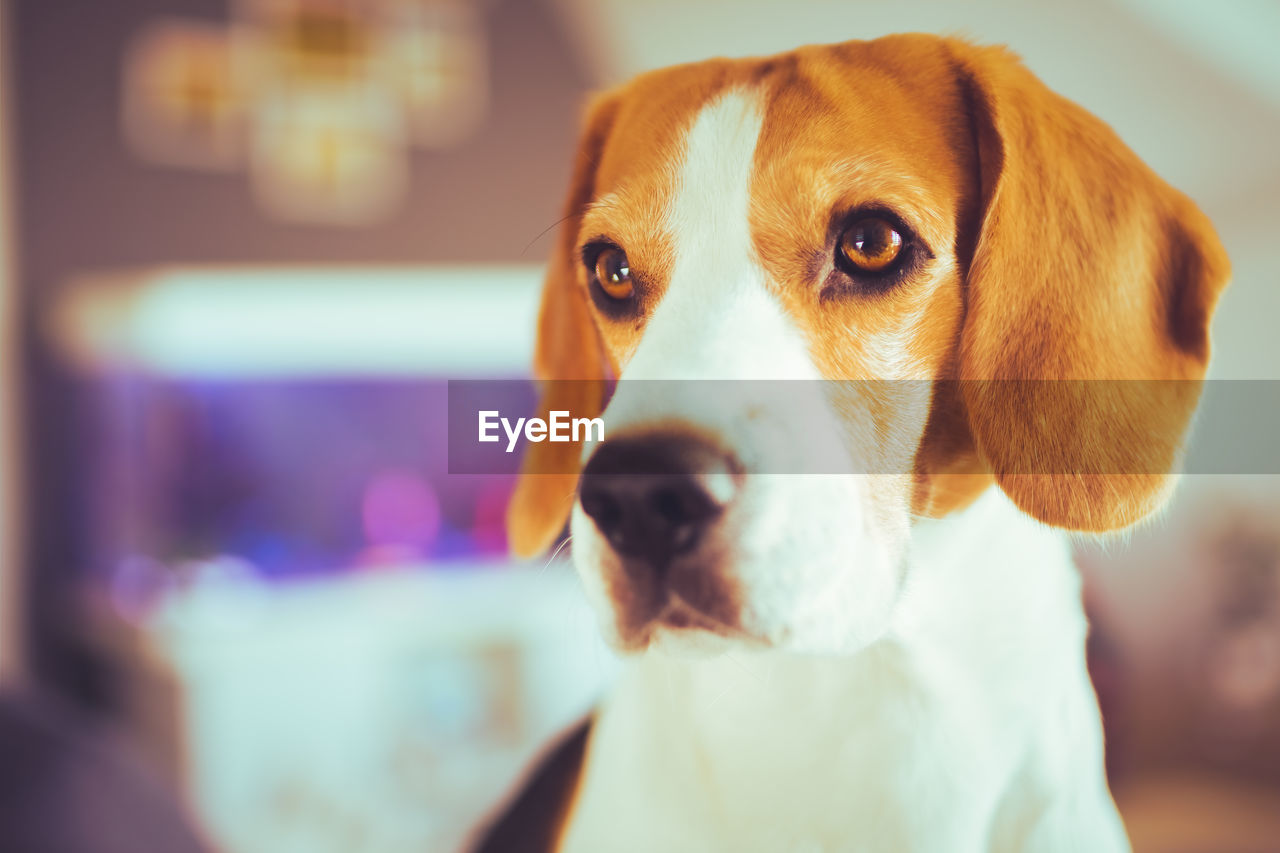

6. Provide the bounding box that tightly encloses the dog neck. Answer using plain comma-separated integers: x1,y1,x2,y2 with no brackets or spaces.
558,487,1124,851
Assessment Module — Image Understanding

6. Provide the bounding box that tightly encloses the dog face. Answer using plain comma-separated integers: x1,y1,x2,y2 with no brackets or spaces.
508,36,1229,654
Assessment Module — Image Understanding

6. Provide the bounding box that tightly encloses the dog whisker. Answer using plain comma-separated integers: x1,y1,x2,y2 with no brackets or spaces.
539,534,573,573
521,213,574,256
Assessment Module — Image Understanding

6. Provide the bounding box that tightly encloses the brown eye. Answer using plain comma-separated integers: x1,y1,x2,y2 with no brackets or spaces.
593,246,633,299
838,217,903,273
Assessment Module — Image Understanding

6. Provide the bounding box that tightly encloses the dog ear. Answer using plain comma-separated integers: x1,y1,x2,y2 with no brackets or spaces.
950,42,1230,531
506,94,618,557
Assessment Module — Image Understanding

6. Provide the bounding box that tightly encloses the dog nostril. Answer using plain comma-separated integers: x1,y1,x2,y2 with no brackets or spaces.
578,431,738,565
580,488,623,529
652,486,693,525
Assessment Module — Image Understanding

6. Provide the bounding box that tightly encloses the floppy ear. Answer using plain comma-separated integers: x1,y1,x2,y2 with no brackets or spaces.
951,42,1230,531
506,94,618,557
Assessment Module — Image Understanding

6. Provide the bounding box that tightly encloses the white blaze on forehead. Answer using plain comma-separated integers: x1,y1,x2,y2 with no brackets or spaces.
597,88,852,473
667,88,763,295
617,88,817,384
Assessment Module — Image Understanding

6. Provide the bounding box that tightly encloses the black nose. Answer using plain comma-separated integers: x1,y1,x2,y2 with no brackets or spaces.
578,432,738,567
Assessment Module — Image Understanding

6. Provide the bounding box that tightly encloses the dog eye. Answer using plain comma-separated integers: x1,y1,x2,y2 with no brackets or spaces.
837,217,904,274
593,246,634,300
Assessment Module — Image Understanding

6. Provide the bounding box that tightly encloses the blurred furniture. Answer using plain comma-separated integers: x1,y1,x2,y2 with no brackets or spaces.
101,563,610,853
41,265,616,852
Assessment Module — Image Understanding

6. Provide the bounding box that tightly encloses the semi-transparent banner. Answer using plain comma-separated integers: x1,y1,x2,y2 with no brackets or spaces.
446,380,1280,476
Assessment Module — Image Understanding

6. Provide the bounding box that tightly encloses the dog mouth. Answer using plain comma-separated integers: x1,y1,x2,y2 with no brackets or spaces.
616,581,759,652
658,591,734,632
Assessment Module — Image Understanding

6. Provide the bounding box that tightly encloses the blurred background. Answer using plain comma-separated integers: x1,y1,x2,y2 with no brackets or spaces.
0,1,1276,851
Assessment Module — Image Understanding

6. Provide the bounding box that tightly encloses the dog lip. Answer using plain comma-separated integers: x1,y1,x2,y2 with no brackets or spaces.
656,591,742,636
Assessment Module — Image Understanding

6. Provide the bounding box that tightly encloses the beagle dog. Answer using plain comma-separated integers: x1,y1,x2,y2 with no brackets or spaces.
479,33,1229,853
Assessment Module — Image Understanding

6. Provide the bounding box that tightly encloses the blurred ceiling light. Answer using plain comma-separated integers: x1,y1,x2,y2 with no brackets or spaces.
122,19,250,171
124,0,489,225
259,0,376,84
250,83,408,224
381,0,487,149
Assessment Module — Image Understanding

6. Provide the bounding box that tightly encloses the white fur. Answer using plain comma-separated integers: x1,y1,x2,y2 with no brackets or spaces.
561,91,1129,850
562,490,1128,852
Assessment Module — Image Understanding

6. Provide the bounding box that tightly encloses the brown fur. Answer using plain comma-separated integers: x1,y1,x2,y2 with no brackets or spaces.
507,35,1230,557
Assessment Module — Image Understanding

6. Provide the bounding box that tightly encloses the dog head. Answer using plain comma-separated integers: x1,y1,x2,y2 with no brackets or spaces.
507,35,1229,654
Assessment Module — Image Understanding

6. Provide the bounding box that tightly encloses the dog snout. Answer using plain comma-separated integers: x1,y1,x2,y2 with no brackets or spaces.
578,432,738,568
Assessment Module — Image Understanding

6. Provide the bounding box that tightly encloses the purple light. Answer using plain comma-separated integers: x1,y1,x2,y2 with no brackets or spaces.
471,480,512,555
361,469,442,554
